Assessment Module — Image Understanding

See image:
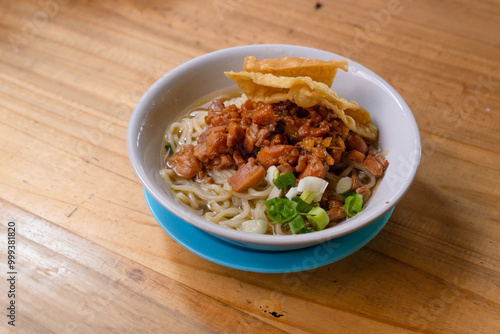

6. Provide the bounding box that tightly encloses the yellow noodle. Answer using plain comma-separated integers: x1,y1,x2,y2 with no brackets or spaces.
161,99,383,234
162,110,274,231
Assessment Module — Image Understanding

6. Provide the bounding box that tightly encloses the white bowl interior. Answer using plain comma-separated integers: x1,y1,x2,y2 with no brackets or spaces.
127,44,421,251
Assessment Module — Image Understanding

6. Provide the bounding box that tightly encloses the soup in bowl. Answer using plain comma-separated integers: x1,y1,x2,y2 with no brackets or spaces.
127,44,420,251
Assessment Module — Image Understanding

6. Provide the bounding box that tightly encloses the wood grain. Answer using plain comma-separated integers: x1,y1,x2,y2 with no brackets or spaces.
1,0,499,333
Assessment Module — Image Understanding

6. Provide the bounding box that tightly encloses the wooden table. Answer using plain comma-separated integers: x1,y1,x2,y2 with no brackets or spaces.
1,0,499,333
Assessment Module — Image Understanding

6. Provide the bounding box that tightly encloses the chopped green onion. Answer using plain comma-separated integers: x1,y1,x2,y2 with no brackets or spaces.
240,219,268,234
266,166,280,184
300,190,316,204
344,193,363,217
291,196,313,213
297,176,329,193
267,186,282,200
342,190,356,198
285,186,299,199
306,207,330,230
164,144,172,156
262,197,298,223
336,177,352,194
288,215,306,234
301,227,316,233
273,172,296,190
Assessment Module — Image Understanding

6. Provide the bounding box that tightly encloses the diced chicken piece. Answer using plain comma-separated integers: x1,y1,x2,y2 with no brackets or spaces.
193,142,210,164
295,155,308,173
243,124,259,154
224,104,240,120
350,175,360,190
233,150,246,167
196,170,214,184
197,129,209,144
240,100,254,125
241,99,254,112
366,145,389,170
346,150,365,163
209,99,224,112
327,200,346,221
269,133,288,145
205,115,228,127
168,145,202,179
364,155,384,177
277,163,294,174
252,102,277,126
211,154,234,170
329,148,343,165
356,186,371,202
298,120,330,138
329,135,346,151
256,145,299,168
345,131,368,154
227,122,245,147
283,116,303,143
255,128,271,147
321,191,347,221
205,126,229,157
374,154,389,170
205,101,240,127
298,156,327,179
228,158,266,192
311,146,330,163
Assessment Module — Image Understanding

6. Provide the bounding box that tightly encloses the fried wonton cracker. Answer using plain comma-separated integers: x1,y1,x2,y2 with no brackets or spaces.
243,56,348,87
224,70,378,141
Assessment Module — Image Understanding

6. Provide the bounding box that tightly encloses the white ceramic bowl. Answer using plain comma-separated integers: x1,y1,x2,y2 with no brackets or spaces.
127,44,421,251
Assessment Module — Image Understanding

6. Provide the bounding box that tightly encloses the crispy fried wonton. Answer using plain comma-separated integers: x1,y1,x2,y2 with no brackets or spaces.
225,66,378,141
243,56,348,87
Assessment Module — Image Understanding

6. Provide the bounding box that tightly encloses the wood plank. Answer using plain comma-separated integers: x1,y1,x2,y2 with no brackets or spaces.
0,200,289,333
0,0,499,332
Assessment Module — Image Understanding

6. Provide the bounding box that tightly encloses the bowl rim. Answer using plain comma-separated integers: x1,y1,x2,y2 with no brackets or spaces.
127,44,421,246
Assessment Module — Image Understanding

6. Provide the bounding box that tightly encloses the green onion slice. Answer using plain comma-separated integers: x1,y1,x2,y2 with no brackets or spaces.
306,207,329,230
344,193,363,218
291,196,313,213
301,227,316,233
273,172,296,190
300,190,316,204
164,144,172,156
342,190,356,198
262,197,298,223
288,215,306,234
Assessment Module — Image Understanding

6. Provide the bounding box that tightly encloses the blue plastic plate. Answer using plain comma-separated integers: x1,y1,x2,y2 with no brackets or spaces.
144,188,393,273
